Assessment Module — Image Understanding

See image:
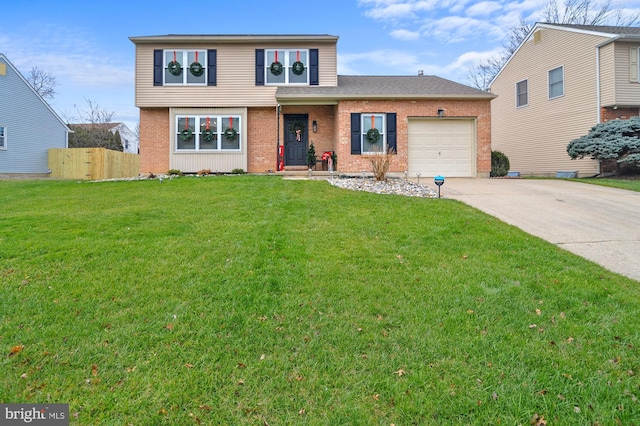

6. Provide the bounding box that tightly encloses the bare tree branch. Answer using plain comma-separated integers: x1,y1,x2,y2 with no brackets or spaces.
75,98,115,124
26,66,56,100
466,0,640,90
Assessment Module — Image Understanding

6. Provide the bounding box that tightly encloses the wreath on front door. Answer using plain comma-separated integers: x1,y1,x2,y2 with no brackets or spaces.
366,128,381,144
288,120,305,141
168,61,182,76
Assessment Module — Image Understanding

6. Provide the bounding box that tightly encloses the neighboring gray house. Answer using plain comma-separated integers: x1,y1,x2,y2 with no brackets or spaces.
0,53,70,176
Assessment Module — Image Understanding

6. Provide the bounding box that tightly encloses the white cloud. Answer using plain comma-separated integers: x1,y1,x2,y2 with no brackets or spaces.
422,16,494,43
390,29,422,40
465,1,503,17
339,49,422,75
359,0,439,20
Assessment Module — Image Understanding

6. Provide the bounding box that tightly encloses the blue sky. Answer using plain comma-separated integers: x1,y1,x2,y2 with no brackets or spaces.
2,0,639,131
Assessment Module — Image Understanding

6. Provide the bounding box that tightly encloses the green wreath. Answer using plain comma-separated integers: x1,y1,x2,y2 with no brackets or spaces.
366,128,381,144
288,120,305,135
270,61,283,76
201,128,215,142
292,61,305,76
190,61,204,77
180,128,193,141
224,128,238,141
168,61,182,76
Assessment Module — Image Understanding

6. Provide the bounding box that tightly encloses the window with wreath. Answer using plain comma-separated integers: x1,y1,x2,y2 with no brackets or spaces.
0,126,6,150
266,49,309,85
176,116,241,151
165,50,206,85
362,114,386,154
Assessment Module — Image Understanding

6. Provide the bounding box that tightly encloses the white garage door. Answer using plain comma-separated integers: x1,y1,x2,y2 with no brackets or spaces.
408,119,475,177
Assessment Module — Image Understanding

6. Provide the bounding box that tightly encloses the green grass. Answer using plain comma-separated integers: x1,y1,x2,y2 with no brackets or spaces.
1,176,639,425
573,176,640,192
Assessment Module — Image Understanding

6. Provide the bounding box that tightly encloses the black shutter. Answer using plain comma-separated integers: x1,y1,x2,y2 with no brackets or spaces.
386,113,397,153
309,49,319,86
255,49,265,86
351,113,362,155
207,49,217,86
153,49,163,86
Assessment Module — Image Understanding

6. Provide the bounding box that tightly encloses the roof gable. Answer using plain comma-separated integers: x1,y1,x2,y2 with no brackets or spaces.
0,53,70,131
489,23,640,88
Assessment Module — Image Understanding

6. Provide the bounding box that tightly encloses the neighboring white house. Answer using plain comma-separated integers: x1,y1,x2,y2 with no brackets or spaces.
0,53,70,176
69,122,139,154
489,23,640,177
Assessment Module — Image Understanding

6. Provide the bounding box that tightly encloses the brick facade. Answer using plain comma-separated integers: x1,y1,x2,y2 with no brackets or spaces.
601,107,639,122
335,99,492,176
138,100,492,176
139,108,170,174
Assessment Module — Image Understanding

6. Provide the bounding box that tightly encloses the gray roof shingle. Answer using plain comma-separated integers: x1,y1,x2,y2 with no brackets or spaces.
276,75,495,101
542,23,640,36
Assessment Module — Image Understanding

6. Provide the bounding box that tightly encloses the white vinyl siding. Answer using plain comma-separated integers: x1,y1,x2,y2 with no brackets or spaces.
611,42,640,106
516,79,528,107
548,66,564,99
133,42,338,108
490,26,605,176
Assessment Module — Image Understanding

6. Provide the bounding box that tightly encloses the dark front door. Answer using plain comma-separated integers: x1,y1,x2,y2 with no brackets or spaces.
284,114,308,166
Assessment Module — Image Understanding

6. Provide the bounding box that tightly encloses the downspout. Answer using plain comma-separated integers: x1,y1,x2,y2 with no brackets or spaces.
596,45,601,124
276,104,281,172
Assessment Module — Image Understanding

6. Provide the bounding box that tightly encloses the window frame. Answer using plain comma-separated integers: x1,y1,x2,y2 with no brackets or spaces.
175,115,241,152
264,48,310,86
516,79,529,108
361,113,386,154
163,49,207,86
548,66,564,99
0,125,6,150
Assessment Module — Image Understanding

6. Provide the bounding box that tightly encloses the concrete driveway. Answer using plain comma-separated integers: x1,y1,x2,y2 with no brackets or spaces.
442,178,640,282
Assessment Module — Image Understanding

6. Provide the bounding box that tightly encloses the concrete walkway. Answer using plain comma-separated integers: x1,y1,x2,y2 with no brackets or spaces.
441,178,640,282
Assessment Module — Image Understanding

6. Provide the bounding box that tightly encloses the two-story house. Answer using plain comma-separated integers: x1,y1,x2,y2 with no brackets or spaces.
130,34,495,177
0,53,70,177
490,23,640,177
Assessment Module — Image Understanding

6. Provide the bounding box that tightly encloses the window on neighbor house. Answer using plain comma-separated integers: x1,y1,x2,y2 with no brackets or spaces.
265,49,309,85
176,115,241,151
548,66,564,99
164,50,207,85
516,79,528,107
0,126,6,150
361,114,386,154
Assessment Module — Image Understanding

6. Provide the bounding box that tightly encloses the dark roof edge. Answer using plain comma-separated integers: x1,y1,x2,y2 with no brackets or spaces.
130,34,339,44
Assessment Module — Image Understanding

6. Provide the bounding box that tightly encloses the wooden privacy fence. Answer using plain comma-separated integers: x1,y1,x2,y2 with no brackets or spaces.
48,148,139,180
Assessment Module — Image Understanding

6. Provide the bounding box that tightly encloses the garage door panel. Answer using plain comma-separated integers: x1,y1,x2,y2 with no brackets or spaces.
408,119,474,178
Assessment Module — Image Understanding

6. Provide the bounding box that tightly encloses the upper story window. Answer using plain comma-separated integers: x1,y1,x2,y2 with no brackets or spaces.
548,66,564,99
176,115,241,151
0,126,6,150
164,50,207,85
516,79,528,108
362,114,386,154
266,49,309,85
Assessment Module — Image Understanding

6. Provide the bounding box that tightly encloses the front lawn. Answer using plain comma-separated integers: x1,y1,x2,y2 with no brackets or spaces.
1,176,638,425
574,176,640,192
